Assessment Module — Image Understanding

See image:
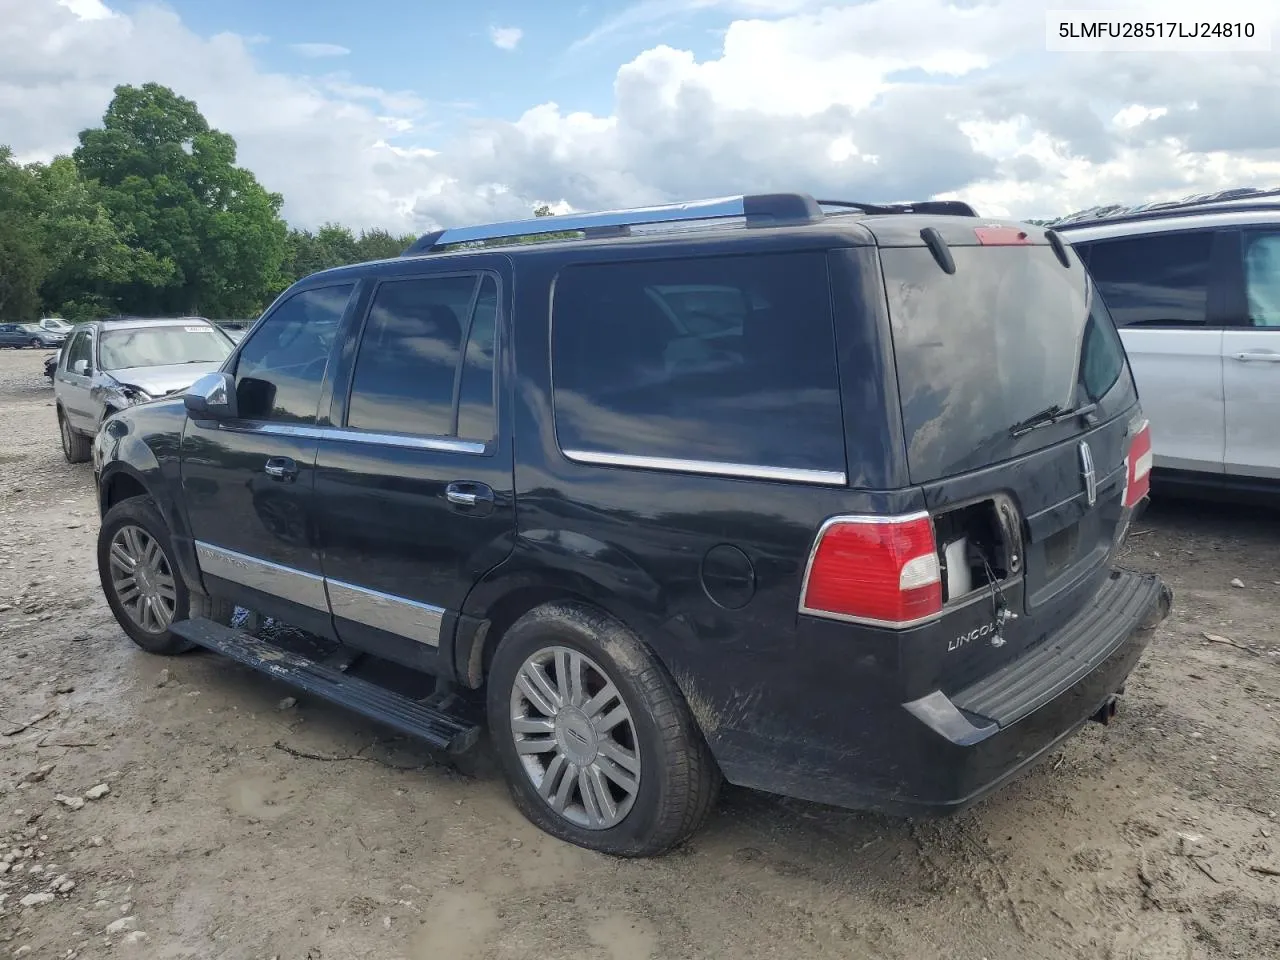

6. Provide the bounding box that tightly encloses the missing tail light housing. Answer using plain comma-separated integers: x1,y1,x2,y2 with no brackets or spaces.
1124,418,1152,508
800,513,943,627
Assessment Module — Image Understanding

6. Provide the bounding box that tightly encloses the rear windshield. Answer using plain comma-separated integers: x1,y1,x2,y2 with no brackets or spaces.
884,245,1128,482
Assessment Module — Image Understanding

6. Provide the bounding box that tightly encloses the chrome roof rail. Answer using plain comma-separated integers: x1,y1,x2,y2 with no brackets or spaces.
402,193,826,255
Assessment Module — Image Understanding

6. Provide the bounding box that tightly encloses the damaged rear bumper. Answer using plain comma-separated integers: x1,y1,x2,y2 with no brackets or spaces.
717,568,1172,815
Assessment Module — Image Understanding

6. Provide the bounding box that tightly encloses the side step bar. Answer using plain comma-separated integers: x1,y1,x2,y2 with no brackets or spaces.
169,618,481,754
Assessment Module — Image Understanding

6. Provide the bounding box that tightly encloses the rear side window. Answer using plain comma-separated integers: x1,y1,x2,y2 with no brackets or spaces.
551,252,845,477
1244,231,1280,328
1082,231,1213,327
347,273,498,443
884,245,1129,483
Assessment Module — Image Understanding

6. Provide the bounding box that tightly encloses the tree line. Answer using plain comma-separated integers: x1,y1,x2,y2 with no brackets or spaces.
0,83,423,323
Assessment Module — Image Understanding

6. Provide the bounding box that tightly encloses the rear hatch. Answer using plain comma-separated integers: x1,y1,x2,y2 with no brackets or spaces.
873,220,1145,695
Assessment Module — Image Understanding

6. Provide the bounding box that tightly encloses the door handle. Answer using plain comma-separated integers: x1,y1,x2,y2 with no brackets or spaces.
264,456,298,481
1232,351,1280,362
445,481,495,508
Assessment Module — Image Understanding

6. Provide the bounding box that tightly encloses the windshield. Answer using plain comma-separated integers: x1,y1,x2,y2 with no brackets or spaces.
884,244,1129,483
99,325,233,371
45,319,72,332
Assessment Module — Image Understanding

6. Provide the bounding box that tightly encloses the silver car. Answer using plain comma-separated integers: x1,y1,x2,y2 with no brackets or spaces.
54,317,235,463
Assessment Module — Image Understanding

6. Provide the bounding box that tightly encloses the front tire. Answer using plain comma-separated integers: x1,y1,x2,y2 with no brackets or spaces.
58,409,91,464
487,602,720,857
98,496,232,655
28,338,41,348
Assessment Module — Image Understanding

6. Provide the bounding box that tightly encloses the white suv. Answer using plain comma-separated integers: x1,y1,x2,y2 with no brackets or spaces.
1057,190,1280,492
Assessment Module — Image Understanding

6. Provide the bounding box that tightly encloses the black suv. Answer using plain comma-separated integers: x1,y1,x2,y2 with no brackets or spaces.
92,193,1171,856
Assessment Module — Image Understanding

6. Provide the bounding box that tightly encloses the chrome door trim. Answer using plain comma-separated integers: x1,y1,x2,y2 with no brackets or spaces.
194,541,329,613
560,449,847,486
325,578,444,647
194,544,448,647
214,421,486,455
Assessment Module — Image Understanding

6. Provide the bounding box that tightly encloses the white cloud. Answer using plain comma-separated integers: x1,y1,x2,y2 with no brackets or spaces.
489,26,524,51
57,0,112,20
4,0,1280,234
289,42,350,58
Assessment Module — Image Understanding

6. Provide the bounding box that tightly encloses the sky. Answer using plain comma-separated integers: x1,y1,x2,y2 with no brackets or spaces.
3,0,1279,233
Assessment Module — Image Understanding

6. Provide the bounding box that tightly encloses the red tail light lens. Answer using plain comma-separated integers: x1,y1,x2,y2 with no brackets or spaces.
1124,419,1152,508
800,514,942,626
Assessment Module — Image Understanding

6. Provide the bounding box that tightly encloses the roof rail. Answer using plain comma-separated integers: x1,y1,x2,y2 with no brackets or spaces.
818,199,979,217
402,193,827,256
1051,186,1280,229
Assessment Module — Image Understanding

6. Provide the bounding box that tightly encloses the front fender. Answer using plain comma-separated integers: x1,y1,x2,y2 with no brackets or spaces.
96,401,203,595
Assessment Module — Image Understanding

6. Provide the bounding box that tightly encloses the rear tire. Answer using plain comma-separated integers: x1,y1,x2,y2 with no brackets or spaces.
58,409,91,464
98,496,233,655
487,602,720,857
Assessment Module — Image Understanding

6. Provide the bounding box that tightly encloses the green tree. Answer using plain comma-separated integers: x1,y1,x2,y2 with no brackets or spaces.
73,82,288,317
282,224,415,283
31,156,174,319
0,147,47,322
355,228,414,262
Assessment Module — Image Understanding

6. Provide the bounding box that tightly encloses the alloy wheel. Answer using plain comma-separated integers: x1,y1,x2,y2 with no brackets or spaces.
509,645,642,830
107,524,178,634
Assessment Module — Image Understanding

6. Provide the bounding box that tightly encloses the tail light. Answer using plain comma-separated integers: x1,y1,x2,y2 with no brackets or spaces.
800,513,942,627
1124,419,1152,508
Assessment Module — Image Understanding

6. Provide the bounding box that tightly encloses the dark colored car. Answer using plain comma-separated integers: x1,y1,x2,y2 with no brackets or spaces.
92,193,1171,856
0,322,65,349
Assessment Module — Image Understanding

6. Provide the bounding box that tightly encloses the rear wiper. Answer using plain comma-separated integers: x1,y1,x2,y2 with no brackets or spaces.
1008,401,1097,438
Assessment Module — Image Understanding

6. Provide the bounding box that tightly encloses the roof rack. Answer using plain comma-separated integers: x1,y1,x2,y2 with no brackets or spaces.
401,192,982,256
817,199,978,217
402,193,825,256
1050,186,1280,229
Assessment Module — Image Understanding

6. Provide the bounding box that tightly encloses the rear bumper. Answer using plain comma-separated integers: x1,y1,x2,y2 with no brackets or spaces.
717,568,1172,814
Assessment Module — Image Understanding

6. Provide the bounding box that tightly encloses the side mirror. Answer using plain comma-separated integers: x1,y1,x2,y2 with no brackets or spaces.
73,359,88,376
184,372,238,421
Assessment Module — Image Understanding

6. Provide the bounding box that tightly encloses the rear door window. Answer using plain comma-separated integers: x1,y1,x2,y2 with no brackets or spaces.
884,244,1130,483
1244,231,1280,327
346,273,498,443
1082,231,1213,327
551,252,845,478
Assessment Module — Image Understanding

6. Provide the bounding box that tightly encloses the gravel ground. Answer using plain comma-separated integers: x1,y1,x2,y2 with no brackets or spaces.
0,347,1277,960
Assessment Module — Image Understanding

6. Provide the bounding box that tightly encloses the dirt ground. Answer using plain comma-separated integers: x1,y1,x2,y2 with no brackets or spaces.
0,347,1277,960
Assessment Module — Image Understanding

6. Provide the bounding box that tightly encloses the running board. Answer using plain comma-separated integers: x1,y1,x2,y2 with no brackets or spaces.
169,618,481,754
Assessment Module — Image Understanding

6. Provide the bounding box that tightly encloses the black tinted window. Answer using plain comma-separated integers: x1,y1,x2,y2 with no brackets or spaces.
1083,231,1213,327
235,284,353,423
885,245,1130,483
456,275,498,442
552,252,844,474
347,275,476,437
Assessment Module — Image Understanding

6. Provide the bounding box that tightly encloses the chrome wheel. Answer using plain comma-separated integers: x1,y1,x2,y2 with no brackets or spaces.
510,646,642,830
108,524,178,634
